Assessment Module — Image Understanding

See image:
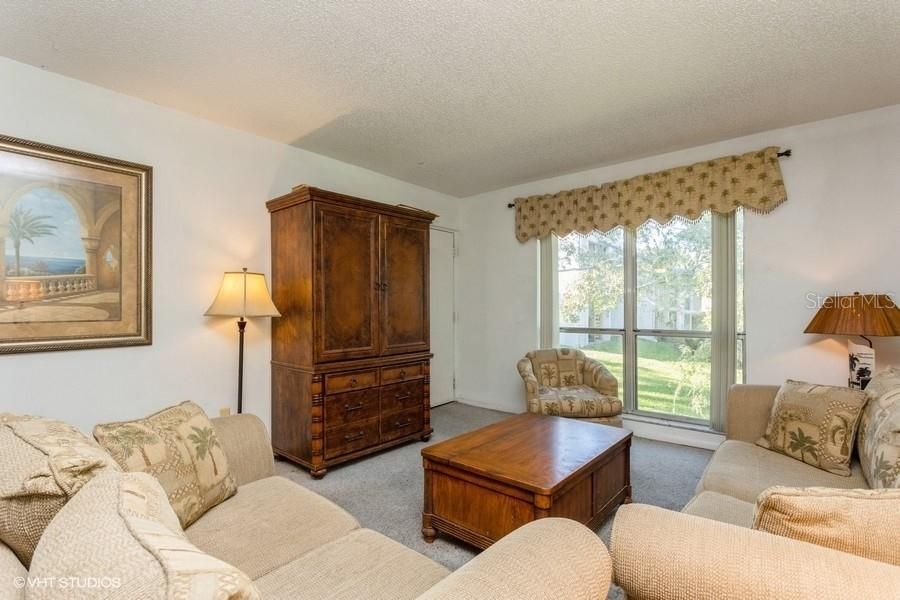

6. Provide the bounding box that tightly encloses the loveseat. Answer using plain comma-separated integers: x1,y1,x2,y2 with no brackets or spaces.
610,383,900,599
1,412,613,600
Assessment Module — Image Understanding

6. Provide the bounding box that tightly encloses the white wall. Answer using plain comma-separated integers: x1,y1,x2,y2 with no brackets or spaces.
0,58,459,433
457,104,900,413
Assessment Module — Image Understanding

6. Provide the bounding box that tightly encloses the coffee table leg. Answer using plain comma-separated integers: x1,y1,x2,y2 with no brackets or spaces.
422,458,437,542
422,513,438,543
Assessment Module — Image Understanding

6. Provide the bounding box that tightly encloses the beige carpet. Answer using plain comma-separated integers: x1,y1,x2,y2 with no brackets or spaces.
276,401,712,596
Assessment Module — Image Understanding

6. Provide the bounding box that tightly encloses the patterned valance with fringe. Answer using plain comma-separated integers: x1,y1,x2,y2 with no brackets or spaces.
514,146,787,242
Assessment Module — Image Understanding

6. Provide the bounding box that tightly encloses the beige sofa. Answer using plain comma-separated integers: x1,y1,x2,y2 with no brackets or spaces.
1,412,612,600
610,384,900,599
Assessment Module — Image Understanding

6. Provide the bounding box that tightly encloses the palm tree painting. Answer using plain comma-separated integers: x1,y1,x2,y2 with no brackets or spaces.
8,205,57,276
104,424,158,467
187,426,221,476
0,134,151,354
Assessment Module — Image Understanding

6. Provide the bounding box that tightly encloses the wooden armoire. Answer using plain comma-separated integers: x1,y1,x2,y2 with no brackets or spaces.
267,185,436,477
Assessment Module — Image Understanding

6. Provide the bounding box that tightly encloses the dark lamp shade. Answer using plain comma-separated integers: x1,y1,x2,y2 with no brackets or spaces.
804,293,900,337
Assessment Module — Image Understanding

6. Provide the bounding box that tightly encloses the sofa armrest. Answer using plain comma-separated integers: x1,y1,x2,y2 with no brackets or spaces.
516,358,540,413
725,384,779,442
212,414,275,487
417,518,611,600
584,357,618,397
611,504,900,600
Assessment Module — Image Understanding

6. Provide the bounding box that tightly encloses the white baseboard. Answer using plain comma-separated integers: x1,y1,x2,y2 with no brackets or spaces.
623,416,724,450
451,396,520,413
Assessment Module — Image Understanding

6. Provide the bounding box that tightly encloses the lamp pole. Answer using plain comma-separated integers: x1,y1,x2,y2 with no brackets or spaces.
237,317,247,414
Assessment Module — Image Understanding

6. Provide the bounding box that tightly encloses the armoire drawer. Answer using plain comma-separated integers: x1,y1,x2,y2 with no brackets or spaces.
325,369,378,394
325,418,380,459
381,363,424,384
380,380,424,413
380,407,424,443
324,388,381,428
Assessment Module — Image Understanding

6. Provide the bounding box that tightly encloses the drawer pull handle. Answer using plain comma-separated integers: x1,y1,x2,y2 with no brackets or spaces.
349,378,358,387
399,370,407,378
394,419,413,428
395,393,411,401
344,431,366,442
344,403,365,412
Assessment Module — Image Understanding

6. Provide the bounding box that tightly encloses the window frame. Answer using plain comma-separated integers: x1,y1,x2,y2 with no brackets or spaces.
541,212,743,432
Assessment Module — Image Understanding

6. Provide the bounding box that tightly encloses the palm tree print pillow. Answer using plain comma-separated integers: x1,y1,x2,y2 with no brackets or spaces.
94,401,237,527
756,380,868,476
856,367,900,488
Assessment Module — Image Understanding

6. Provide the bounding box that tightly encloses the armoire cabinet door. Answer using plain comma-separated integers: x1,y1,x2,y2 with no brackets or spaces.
380,216,430,355
314,203,381,362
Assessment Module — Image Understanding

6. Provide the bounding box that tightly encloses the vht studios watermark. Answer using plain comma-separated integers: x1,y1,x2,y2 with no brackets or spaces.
804,292,898,310
13,576,122,590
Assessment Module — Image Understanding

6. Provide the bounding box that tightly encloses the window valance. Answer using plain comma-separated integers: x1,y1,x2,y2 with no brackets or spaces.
514,146,787,242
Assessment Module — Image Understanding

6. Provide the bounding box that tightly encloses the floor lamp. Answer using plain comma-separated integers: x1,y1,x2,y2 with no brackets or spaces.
205,268,281,413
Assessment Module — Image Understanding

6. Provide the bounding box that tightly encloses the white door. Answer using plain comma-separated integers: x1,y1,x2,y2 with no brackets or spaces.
429,228,456,407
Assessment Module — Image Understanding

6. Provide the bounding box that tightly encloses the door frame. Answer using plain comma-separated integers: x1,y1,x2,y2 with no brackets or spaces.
430,225,458,407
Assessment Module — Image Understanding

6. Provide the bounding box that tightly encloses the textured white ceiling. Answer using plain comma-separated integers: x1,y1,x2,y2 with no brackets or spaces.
2,1,900,196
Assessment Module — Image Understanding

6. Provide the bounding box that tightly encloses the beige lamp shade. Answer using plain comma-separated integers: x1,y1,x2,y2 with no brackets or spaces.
804,293,900,337
205,268,281,318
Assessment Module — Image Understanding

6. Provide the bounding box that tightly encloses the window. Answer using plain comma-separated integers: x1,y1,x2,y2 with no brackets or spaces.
546,211,744,430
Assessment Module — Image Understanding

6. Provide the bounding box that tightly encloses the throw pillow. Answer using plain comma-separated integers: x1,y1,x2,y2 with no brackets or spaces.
753,486,900,566
93,401,237,528
756,380,867,476
856,367,900,488
0,414,120,566
29,471,259,600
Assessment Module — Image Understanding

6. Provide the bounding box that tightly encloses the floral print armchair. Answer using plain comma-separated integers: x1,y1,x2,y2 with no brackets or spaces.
517,348,623,425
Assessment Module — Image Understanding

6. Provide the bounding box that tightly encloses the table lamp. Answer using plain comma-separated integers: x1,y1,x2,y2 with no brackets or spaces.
804,292,900,389
205,268,281,413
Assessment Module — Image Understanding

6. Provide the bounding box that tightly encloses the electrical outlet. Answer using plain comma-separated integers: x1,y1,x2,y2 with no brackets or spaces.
218,407,231,417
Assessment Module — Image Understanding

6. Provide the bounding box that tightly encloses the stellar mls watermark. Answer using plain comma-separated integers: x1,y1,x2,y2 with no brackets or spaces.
13,576,122,590
804,292,898,310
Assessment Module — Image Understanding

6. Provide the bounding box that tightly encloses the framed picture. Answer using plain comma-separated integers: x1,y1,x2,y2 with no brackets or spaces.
0,134,151,353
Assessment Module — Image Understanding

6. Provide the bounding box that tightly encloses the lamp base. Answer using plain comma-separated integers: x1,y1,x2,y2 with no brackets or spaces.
848,339,875,390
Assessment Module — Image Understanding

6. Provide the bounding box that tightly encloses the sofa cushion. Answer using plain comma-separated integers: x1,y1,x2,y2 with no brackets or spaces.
186,476,359,580
94,401,237,528
28,471,258,600
253,529,449,600
753,486,900,566
0,414,120,566
857,367,900,488
535,386,622,418
697,440,868,503
682,491,755,528
0,542,25,600
756,380,867,476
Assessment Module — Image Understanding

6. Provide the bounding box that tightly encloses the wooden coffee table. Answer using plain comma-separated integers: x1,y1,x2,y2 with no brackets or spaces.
421,413,631,549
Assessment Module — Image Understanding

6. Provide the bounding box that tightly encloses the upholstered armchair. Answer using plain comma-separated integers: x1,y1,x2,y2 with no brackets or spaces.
517,348,623,426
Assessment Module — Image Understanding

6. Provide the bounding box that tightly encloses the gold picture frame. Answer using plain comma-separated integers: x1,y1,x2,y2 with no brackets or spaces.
0,134,151,353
